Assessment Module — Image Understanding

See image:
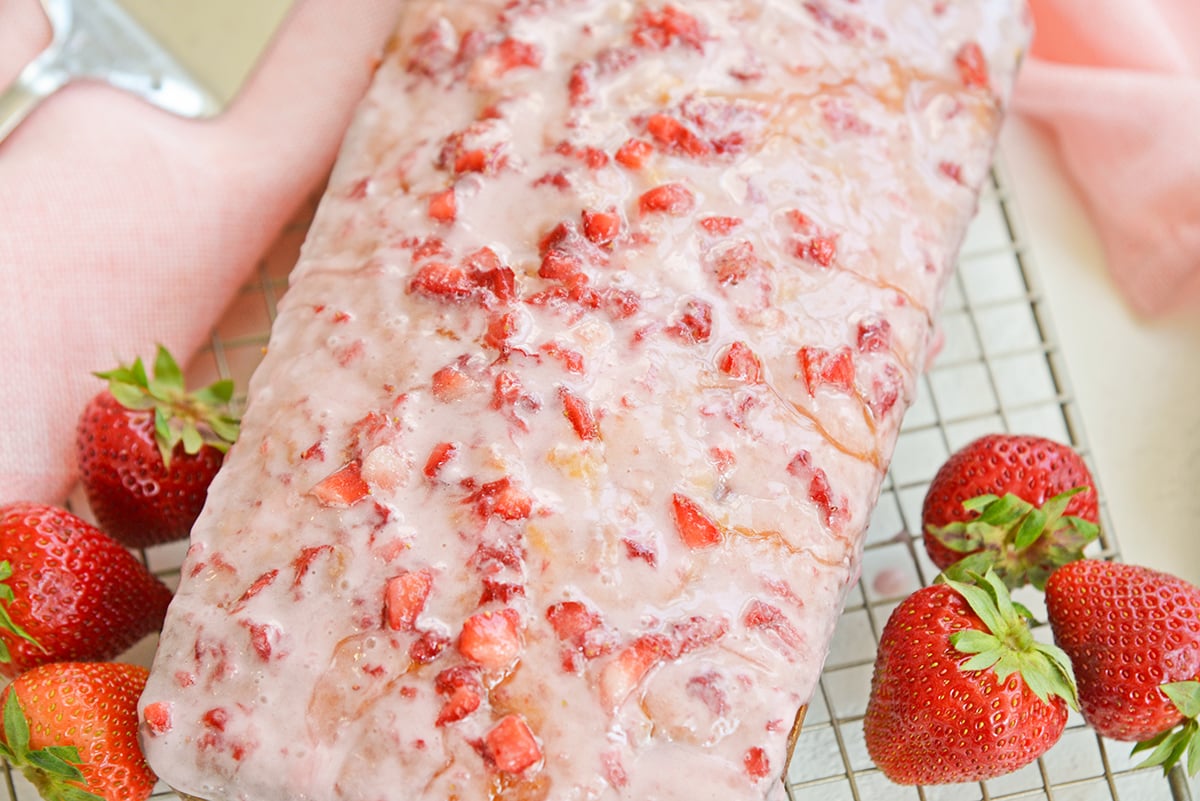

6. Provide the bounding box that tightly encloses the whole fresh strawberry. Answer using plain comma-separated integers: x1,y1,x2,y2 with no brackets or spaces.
0,502,174,679
76,344,240,548
1046,559,1200,774
922,434,1100,590
864,570,1077,785
0,661,157,801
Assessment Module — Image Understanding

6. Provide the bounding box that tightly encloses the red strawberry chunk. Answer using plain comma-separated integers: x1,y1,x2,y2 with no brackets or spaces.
468,476,533,521
667,297,713,343
645,113,711,157
718,341,763,382
744,600,803,651
615,137,654,169
599,634,672,708
798,346,855,394
559,387,600,441
458,608,524,669
856,316,892,353
801,234,838,267
638,182,696,216
632,5,707,51
431,363,474,402
668,615,729,657
436,685,482,726
423,441,458,479
410,262,475,302
568,61,594,107
409,630,450,664
484,310,521,350
143,701,172,735
490,38,542,75
427,188,457,222
539,248,584,281
545,601,603,648
581,208,621,245
670,493,723,549
743,747,771,780
955,41,990,89
484,714,543,774
479,578,525,604
699,215,742,235
310,460,371,507
385,570,434,631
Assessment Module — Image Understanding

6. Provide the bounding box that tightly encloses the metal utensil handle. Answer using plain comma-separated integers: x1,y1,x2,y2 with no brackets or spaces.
0,48,71,145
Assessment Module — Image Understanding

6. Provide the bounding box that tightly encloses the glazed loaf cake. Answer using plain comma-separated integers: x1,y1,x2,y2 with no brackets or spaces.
139,2,1029,799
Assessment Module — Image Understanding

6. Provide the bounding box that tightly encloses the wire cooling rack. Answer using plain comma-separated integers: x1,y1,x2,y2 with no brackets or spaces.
5,159,1194,801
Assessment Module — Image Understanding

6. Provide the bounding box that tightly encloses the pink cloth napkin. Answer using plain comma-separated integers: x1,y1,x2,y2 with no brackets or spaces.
1014,0,1200,317
0,0,403,508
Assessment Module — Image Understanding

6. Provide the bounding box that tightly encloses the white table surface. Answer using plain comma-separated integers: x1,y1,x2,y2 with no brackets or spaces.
1001,118,1200,589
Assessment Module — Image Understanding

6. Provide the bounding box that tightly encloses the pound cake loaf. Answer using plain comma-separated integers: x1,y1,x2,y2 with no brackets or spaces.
140,2,1029,799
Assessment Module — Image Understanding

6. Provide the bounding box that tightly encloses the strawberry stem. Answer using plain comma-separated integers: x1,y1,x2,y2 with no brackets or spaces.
95,344,241,467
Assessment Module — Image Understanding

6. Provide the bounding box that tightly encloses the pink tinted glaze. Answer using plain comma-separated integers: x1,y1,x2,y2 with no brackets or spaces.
140,1,1029,799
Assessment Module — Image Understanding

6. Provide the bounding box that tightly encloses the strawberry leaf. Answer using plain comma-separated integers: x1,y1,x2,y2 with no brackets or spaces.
152,344,185,390
4,692,30,754
0,563,42,661
195,379,235,407
1163,681,1200,719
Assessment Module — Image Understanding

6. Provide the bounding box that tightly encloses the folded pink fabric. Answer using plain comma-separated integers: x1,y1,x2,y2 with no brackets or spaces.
1014,0,1200,317
0,0,403,508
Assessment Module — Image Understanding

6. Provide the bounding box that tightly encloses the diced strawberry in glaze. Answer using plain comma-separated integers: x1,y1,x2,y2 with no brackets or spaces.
540,342,584,374
243,621,280,661
743,746,771,780
427,187,457,222
668,615,729,657
718,341,763,382
483,714,543,774
410,262,476,302
434,664,481,694
545,601,603,648
699,215,743,235
667,297,713,343
490,38,542,75
408,630,450,664
559,386,600,441
484,310,521,350
581,208,621,246
431,364,474,402
670,493,723,549
479,578,525,604
423,441,458,480
615,138,654,169
954,41,989,89
310,461,371,507
436,685,482,726
855,316,892,353
743,600,803,651
645,113,712,157
539,248,584,281
802,234,838,267
468,476,534,521
686,671,729,715
938,160,964,184
291,545,335,589
454,149,491,174
231,569,279,613
458,608,524,669
143,701,172,735
599,634,672,708
787,450,849,530
568,61,594,107
472,265,517,305
631,5,707,51
797,346,855,394
638,183,696,216
622,537,658,567
385,570,434,631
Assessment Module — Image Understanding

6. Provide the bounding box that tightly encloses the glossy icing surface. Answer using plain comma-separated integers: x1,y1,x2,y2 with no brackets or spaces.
140,2,1029,799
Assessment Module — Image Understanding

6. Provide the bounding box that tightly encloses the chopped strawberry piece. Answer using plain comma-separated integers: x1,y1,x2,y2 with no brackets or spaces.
645,113,711,157
459,608,524,669
954,41,989,89
410,262,475,302
310,460,371,507
436,685,482,726
787,450,849,531
938,160,964,184
431,363,474,402
744,746,771,780
479,578,525,604
667,297,713,343
472,263,517,304
797,346,855,394
143,701,172,735
638,183,696,216
423,441,458,479
599,634,672,708
242,621,280,660
699,215,742,235
546,601,603,647
568,61,594,107
615,137,654,169
468,476,533,521
622,537,658,567
483,714,542,774
632,5,707,51
581,208,621,245
454,148,490,174
668,615,729,657
434,664,481,694
670,493,723,549
710,240,758,285
539,248,584,281
856,317,892,353
385,570,434,631
743,600,803,651
484,310,520,350
491,38,542,75
540,342,584,373
408,630,450,664
559,387,600,441
291,545,335,588
802,234,838,267
427,187,457,222
231,569,279,612
718,341,763,382
686,671,729,715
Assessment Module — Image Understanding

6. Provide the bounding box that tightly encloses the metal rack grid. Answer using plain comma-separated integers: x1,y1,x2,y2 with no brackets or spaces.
4,160,1193,801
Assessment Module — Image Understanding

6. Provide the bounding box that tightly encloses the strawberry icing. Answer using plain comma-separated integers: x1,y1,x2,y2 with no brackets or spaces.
140,1,1029,799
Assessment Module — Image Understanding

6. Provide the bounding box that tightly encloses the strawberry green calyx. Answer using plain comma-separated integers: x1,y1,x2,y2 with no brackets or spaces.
930,487,1100,591
942,569,1079,710
95,344,241,466
1132,681,1200,777
0,561,42,664
0,692,103,801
